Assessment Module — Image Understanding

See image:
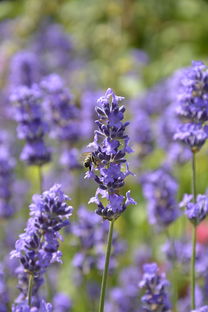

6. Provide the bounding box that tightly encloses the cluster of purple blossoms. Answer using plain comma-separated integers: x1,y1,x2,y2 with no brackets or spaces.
157,104,192,165
10,184,73,307
136,80,170,116
162,238,191,271
180,194,208,225
174,61,208,152
71,206,126,274
129,108,154,160
12,299,52,312
0,132,15,218
10,85,51,166
33,24,73,74
40,74,81,170
141,167,180,229
86,88,136,220
139,263,171,312
80,90,102,140
9,51,41,89
106,266,140,312
52,293,72,312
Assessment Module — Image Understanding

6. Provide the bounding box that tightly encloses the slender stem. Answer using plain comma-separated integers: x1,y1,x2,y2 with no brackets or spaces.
98,219,114,312
38,165,43,193
165,229,178,312
191,151,197,310
191,224,197,310
192,152,197,203
27,274,33,307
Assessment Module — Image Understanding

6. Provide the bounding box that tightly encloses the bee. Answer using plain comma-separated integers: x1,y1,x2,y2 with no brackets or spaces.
82,152,101,170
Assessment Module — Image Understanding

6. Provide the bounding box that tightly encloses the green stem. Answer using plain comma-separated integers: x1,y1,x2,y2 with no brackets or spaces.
38,165,43,193
27,274,33,307
191,151,197,310
165,230,178,312
98,219,114,312
192,152,196,203
191,224,197,310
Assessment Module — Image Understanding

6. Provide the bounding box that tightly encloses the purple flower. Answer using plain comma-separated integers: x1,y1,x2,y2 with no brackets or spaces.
12,300,53,312
0,137,15,218
9,51,41,88
40,74,80,142
71,205,126,273
10,184,73,304
175,61,208,123
106,266,141,312
10,85,51,166
135,80,170,116
157,104,192,165
89,188,136,220
129,108,154,159
20,141,51,166
141,167,179,229
33,23,73,73
80,90,103,139
174,61,208,152
86,88,136,220
60,148,81,170
53,293,72,312
174,123,208,152
180,194,208,225
139,263,171,312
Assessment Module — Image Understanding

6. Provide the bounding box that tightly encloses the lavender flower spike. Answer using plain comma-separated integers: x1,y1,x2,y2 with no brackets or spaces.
86,88,136,220
12,300,53,312
141,167,180,229
180,194,208,225
10,85,51,166
174,61,208,152
139,263,171,312
11,184,73,306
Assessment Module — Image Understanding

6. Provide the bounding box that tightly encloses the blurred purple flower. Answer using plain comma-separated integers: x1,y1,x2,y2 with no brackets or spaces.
80,90,102,139
10,85,51,166
0,136,15,218
129,108,154,159
71,205,126,274
139,263,171,312
141,167,179,229
33,23,73,73
53,293,72,312
9,51,41,88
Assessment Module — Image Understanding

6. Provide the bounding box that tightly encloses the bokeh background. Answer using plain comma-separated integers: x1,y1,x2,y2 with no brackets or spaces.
1,0,208,311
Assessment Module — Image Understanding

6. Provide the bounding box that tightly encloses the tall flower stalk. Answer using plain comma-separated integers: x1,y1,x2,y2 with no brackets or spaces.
10,184,73,309
191,151,197,309
85,88,136,312
174,61,208,309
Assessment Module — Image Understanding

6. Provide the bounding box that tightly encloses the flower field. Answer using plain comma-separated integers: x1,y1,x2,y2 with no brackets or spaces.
1,0,208,311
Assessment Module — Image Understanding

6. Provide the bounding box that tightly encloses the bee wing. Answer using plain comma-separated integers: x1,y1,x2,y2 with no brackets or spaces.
80,152,91,161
